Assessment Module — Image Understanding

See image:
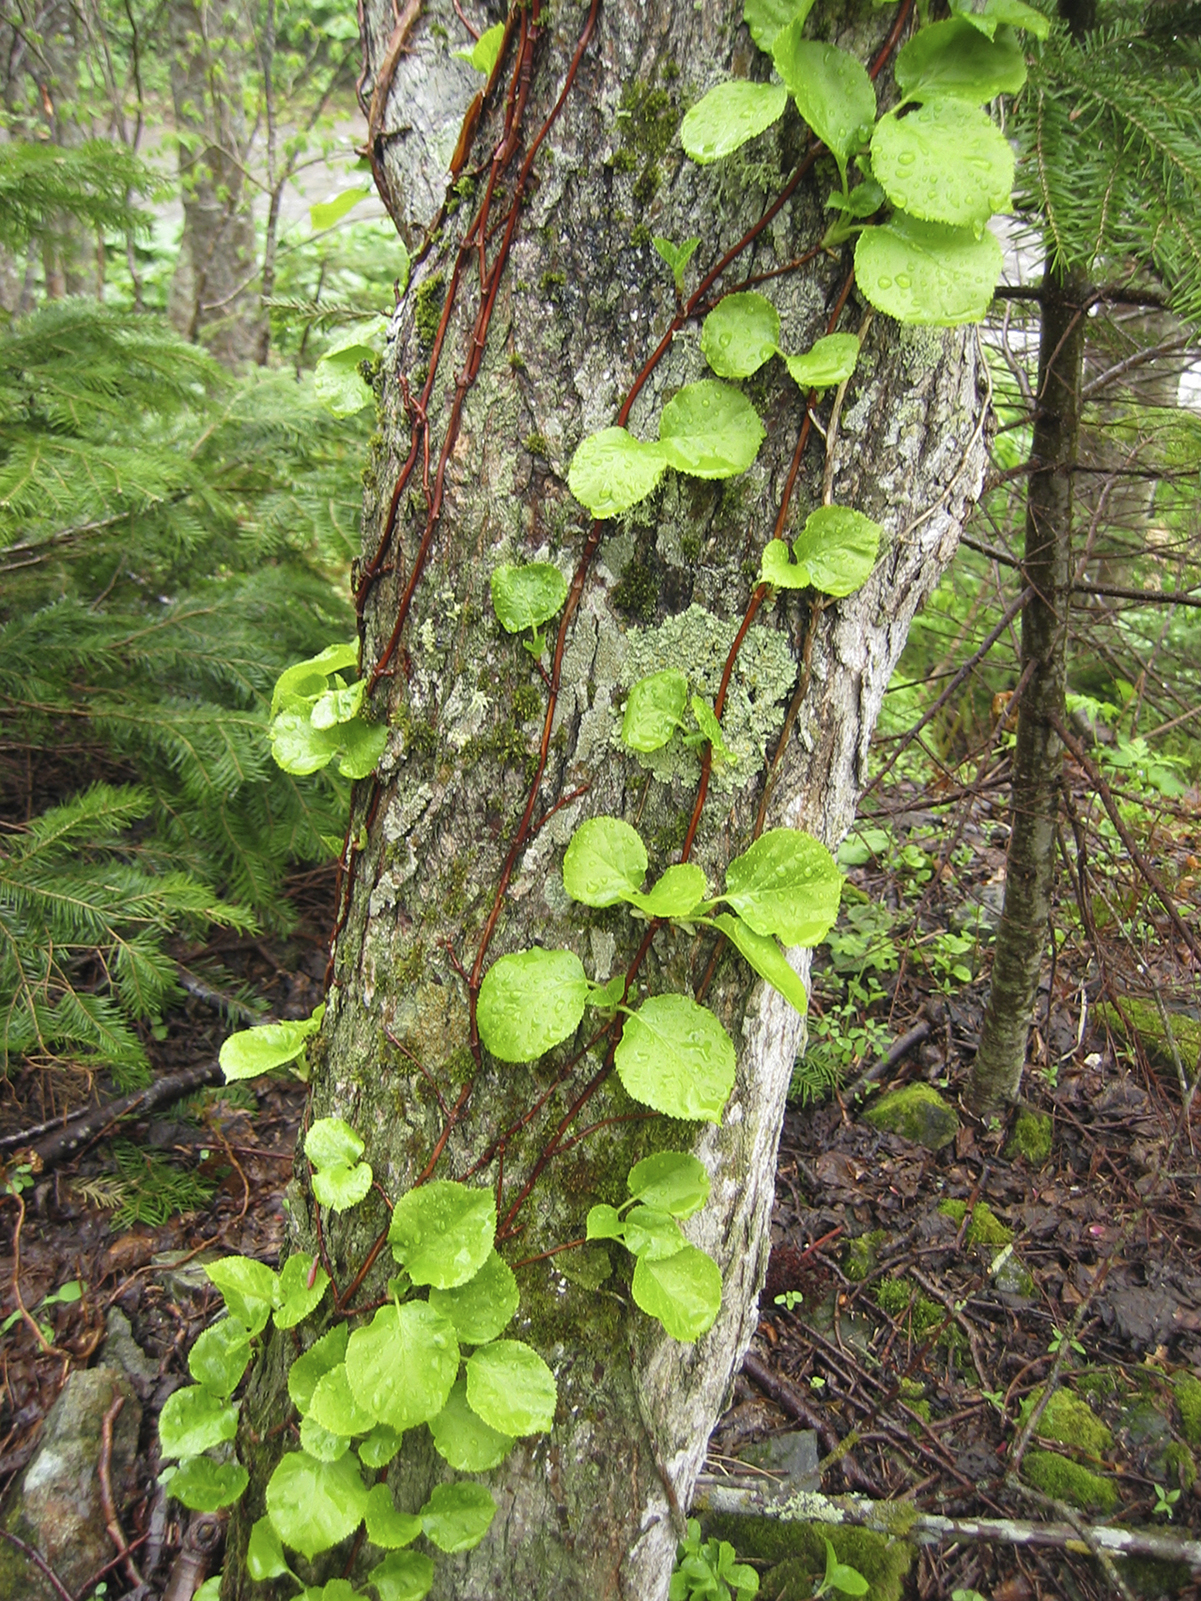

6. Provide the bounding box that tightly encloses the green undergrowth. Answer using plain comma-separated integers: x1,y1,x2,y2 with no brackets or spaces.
702,1515,912,1601
1098,1000,1201,1079
937,1198,1013,1245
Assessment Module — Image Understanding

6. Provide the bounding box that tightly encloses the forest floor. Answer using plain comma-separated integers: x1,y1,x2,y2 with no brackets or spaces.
1,768,1199,1601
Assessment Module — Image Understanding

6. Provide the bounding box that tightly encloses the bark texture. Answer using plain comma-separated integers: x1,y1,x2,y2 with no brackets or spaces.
966,263,1084,1114
230,3,988,1597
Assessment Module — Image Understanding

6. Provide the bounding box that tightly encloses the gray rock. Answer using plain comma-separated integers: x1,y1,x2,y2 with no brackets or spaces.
103,1307,159,1393
741,1429,820,1492
0,1366,141,1601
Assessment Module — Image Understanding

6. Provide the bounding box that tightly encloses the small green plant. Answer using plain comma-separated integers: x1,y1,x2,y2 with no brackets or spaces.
1048,1328,1086,1358
1,1278,83,1340
669,1518,758,1601
1153,1483,1181,1518
812,1537,868,1597
774,1290,804,1311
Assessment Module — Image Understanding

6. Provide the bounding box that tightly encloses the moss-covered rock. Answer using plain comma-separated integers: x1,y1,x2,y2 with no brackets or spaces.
937,1199,1013,1245
1115,1555,1192,1599
703,1516,912,1601
1019,1387,1114,1456
1098,999,1201,1078
1164,1440,1197,1491
1006,1106,1053,1164
863,1084,958,1150
1172,1372,1201,1445
873,1277,942,1336
1021,1448,1118,1513
844,1229,885,1282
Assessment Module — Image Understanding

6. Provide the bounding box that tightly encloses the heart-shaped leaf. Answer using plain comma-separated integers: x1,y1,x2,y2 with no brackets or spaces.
614,994,736,1122
701,292,780,379
288,1323,349,1415
658,380,765,479
204,1256,278,1335
491,562,569,634
369,1551,435,1601
266,1450,368,1559
722,829,842,945
895,17,1027,103
428,1249,518,1344
273,1252,330,1330
477,947,591,1062
789,504,883,597
167,1456,249,1512
622,669,689,752
781,333,860,392
429,1379,514,1471
568,427,667,517
631,1245,723,1342
344,1301,460,1433
388,1180,496,1289
773,30,876,183
627,1151,711,1218
220,1006,324,1082
625,863,707,920
465,1340,557,1436
622,1206,687,1260
159,1385,238,1459
419,1482,497,1554
744,0,816,52
188,1317,252,1397
364,1483,422,1549
872,102,1013,228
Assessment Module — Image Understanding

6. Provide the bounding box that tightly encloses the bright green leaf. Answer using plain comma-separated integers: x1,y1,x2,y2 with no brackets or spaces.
562,815,648,907
300,1413,352,1462
614,994,736,1123
456,19,504,73
358,1425,403,1469
311,679,365,730
364,1483,422,1549
306,1117,364,1169
744,0,816,53
781,333,860,391
822,1536,870,1595
790,504,883,597
428,1249,518,1344
388,1180,496,1289
627,1151,711,1218
168,1455,249,1511
722,829,842,945
626,862,707,920
313,1160,374,1212
622,669,689,753
855,211,1002,326
658,380,765,480
344,1302,460,1433
188,1317,252,1397
690,696,735,766
950,0,1049,39
420,1482,497,1554
310,188,371,230
760,538,809,589
368,1551,434,1601
266,1451,368,1560
466,1340,557,1436
289,1323,349,1415
273,1252,330,1330
429,1378,515,1471
622,1205,687,1260
872,103,1013,228
826,177,886,217
313,354,374,417
895,18,1027,103
247,1516,292,1582
194,1580,223,1601
309,1363,377,1438
269,707,344,774
336,718,388,780
680,81,788,164
701,292,780,379
158,1385,238,1459
710,912,808,1014
567,427,668,517
586,1203,624,1241
652,235,700,292
272,645,358,716
220,1007,324,1082
204,1256,278,1335
772,30,876,184
631,1245,723,1342
491,562,569,634
477,947,591,1062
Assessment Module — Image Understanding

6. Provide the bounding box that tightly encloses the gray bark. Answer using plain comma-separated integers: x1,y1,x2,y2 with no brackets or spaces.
966,263,1084,1115
229,3,988,1596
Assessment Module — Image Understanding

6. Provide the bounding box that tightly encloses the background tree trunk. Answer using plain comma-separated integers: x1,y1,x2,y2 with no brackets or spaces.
966,263,1085,1115
229,2,988,1595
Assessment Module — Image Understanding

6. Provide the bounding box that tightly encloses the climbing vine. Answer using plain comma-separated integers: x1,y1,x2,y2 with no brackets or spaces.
164,0,1045,1594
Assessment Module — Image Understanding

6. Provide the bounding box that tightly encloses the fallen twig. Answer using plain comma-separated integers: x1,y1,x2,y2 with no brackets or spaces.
30,1060,223,1170
97,1394,142,1589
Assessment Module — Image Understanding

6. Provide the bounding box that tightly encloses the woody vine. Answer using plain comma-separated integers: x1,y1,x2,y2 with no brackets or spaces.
155,1,1041,1595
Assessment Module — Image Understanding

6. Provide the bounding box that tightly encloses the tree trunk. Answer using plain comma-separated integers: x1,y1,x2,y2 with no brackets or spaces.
966,263,1085,1115
168,0,266,367
229,2,987,1595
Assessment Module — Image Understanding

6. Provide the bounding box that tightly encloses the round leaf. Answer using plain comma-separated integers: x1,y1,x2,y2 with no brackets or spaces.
781,333,860,392
314,351,374,417
419,1482,497,1554
760,538,809,590
266,1450,368,1560
309,1363,377,1437
490,562,569,634
428,1249,519,1343
744,0,816,52
622,668,689,753
364,1483,422,1549
790,505,883,598
772,30,876,179
466,1340,557,1436
159,1385,238,1459
568,428,667,517
300,1413,352,1462
701,292,780,379
188,1318,252,1397
562,816,648,907
247,1515,291,1582
872,103,1013,228
895,17,1027,103
311,679,365,730
625,862,707,920
344,1301,460,1433
289,1323,349,1415
272,646,358,715
204,1256,278,1335
658,380,765,480
622,1206,687,1261
627,1151,711,1218
388,1180,496,1288
335,717,388,780
273,1252,330,1330
358,1425,403,1469
722,828,842,946
710,912,808,1015
680,80,788,164
586,1203,624,1241
269,707,343,774
306,1117,364,1170
477,947,591,1062
614,994,736,1123
168,1456,249,1512
429,1379,514,1472
855,212,1002,326
312,1161,374,1211
220,1009,323,1082
368,1551,434,1601
631,1245,723,1342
